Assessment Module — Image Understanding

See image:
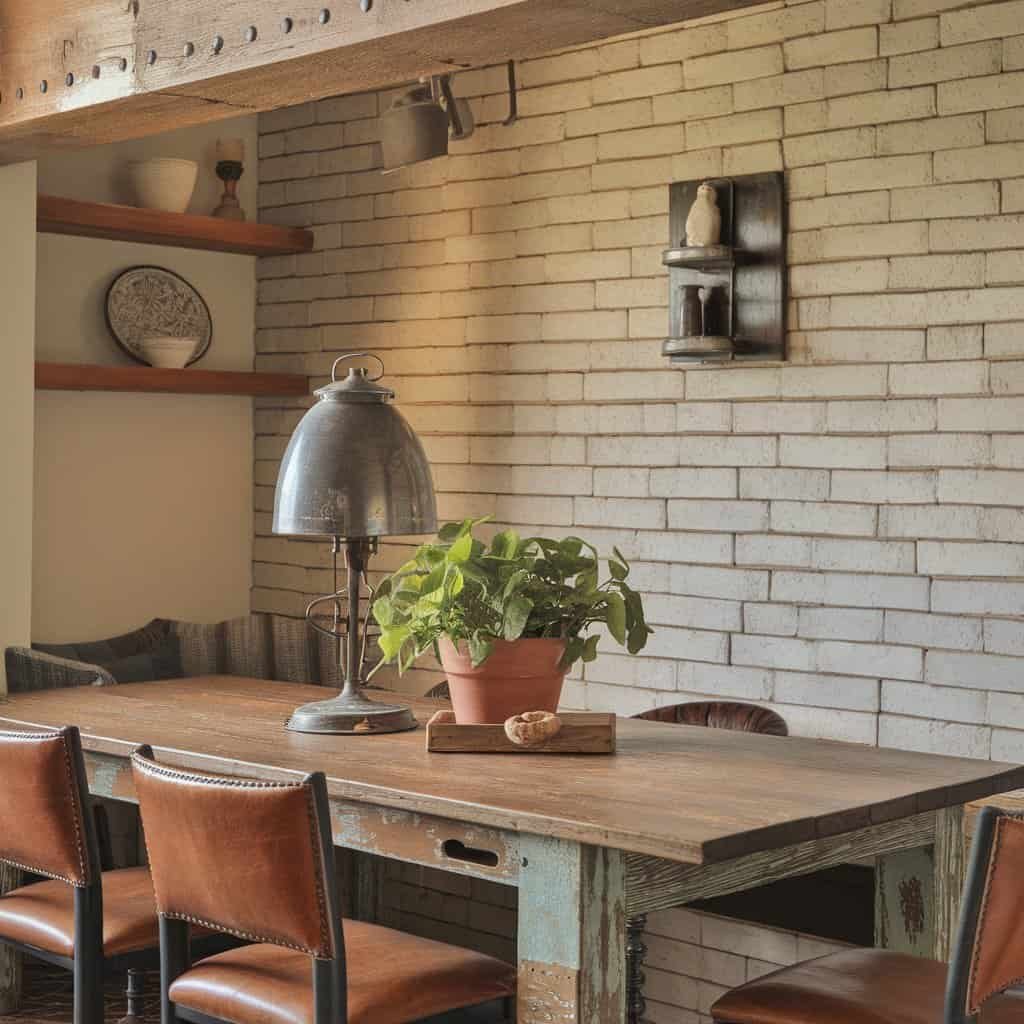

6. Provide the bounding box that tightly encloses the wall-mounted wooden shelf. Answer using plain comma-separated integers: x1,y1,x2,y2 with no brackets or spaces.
37,195,314,257
36,362,309,397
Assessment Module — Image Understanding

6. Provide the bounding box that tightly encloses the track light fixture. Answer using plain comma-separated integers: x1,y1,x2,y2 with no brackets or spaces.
380,61,517,172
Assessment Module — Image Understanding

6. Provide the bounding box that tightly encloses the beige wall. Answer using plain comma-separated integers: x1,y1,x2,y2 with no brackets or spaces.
32,118,258,641
32,392,254,639
0,161,37,690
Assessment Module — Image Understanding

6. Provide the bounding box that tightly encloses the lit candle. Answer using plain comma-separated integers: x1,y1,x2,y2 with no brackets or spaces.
216,138,245,163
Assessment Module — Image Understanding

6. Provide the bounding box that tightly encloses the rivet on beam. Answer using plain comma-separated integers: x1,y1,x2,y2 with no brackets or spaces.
118,58,128,71
65,73,74,86
40,80,48,93
281,16,294,32
360,0,372,10
245,25,258,42
318,8,331,24
16,87,24,99
212,35,225,53
146,50,157,65
183,41,195,57
92,65,101,78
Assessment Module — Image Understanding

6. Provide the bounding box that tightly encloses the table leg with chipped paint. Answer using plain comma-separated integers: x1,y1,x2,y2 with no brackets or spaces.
517,835,627,1024
933,805,967,961
875,804,969,962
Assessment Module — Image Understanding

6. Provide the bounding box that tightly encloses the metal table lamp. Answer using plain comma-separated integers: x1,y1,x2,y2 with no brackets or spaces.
272,352,437,734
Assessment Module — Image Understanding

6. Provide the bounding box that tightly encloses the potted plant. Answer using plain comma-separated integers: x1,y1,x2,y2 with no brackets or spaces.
370,517,652,724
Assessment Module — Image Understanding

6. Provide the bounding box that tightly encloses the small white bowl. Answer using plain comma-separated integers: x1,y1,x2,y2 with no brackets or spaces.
138,336,198,369
126,158,199,213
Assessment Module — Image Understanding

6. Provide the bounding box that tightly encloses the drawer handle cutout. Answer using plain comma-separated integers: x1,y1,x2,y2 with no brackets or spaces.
442,839,499,867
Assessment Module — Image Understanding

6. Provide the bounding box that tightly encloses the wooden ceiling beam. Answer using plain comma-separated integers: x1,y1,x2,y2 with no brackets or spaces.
0,0,761,161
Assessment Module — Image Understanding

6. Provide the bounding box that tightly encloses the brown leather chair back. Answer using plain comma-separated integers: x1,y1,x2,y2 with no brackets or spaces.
0,726,97,887
633,701,788,737
131,748,339,959
945,806,1024,1024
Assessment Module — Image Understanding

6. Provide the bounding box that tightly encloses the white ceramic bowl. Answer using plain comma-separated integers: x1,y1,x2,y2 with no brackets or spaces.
138,336,198,369
126,158,199,213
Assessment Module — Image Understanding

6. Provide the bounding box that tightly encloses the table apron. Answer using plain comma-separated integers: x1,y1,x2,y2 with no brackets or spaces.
85,751,519,885
625,810,938,915
330,799,519,884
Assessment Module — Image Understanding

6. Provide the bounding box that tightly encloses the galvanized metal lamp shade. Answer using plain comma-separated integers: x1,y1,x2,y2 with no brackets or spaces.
273,353,437,734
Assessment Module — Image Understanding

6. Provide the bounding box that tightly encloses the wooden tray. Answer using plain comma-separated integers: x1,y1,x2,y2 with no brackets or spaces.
425,710,616,754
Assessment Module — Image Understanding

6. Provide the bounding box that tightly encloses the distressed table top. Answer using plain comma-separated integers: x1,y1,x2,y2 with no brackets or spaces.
2,676,1021,865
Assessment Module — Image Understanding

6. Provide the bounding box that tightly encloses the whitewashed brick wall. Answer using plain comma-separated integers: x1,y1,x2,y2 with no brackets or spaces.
253,4,1024,1017
254,0,1024,763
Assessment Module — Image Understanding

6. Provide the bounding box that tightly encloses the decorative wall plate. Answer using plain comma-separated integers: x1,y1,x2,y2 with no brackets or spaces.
105,266,212,367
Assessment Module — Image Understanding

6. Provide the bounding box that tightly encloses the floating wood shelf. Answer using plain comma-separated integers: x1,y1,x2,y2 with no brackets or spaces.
36,362,309,397
37,195,314,256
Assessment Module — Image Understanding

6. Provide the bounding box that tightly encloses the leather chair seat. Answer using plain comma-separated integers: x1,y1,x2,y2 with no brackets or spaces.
170,918,516,1024
712,949,1024,1024
0,867,159,959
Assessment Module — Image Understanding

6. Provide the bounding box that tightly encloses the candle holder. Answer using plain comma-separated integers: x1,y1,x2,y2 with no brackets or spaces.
212,158,245,220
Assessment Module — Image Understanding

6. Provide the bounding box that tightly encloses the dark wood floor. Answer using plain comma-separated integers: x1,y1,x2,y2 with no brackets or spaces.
4,963,506,1024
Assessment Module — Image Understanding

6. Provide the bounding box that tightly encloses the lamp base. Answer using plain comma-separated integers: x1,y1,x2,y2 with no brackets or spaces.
286,692,418,734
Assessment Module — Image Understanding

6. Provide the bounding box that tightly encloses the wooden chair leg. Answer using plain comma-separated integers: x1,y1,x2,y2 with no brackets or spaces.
117,968,146,1024
626,913,648,1024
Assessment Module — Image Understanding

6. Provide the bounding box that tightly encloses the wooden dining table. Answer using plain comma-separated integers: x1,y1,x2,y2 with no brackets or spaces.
2,675,1023,1024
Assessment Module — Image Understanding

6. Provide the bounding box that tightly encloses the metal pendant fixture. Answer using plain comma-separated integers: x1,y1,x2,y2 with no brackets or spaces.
273,352,437,734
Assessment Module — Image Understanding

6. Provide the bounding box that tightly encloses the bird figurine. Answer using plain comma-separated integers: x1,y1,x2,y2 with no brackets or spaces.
685,181,722,248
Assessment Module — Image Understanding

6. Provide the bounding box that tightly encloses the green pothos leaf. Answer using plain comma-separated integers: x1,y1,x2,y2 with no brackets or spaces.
377,624,410,660
447,531,473,564
372,596,395,627
467,632,494,667
502,595,533,641
605,592,627,645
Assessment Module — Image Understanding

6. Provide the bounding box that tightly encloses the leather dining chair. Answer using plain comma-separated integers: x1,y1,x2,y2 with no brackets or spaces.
626,701,789,1024
0,725,231,1024
130,745,517,1024
710,804,1024,1024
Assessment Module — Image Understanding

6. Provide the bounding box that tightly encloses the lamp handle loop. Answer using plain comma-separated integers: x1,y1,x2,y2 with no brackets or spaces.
331,352,385,382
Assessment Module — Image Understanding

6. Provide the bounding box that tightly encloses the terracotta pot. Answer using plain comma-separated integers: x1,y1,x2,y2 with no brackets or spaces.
438,636,567,725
